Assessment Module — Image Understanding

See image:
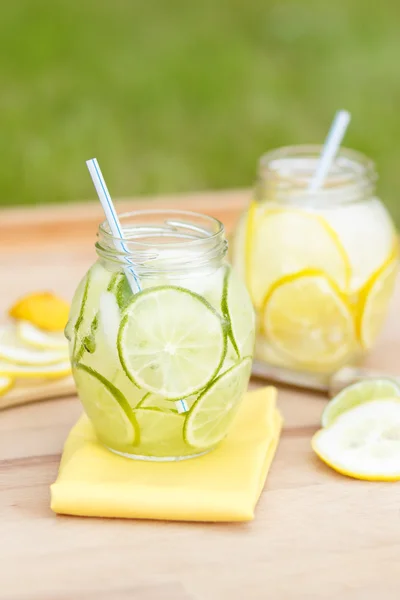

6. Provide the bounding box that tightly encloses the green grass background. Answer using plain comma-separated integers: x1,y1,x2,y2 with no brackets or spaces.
1,0,400,222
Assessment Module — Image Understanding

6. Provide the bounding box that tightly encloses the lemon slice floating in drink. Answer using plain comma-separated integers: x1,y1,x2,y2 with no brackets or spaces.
261,271,355,369
313,399,400,481
118,286,227,399
245,205,351,309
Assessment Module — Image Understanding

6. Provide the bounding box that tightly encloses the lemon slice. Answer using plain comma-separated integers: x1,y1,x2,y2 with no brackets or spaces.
358,254,398,349
0,325,69,366
262,271,355,369
312,399,400,481
184,357,252,449
0,360,71,379
17,321,68,351
118,286,227,399
0,375,13,396
74,363,138,448
245,205,350,308
322,378,400,427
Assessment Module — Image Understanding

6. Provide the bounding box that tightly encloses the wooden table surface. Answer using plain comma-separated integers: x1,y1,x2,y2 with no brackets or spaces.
1,191,399,600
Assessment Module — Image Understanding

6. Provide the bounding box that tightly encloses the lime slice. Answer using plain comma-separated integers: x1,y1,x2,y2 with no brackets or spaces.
118,286,227,399
222,268,255,358
262,270,355,369
0,325,68,366
0,360,71,379
72,263,114,356
245,204,350,309
73,363,138,447
17,321,68,351
0,375,13,396
65,274,88,342
184,356,252,449
138,392,197,413
134,408,188,457
358,255,398,349
312,399,400,481
322,378,400,427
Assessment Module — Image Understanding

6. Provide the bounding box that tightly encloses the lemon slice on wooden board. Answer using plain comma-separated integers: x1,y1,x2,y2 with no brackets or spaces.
9,292,70,332
261,271,355,369
322,378,400,427
312,399,400,481
245,205,351,309
0,376,13,396
17,321,68,351
357,255,398,350
0,361,71,379
0,325,69,366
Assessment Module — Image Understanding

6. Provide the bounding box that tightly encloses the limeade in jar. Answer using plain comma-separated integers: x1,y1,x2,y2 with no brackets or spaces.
233,146,398,387
66,210,255,460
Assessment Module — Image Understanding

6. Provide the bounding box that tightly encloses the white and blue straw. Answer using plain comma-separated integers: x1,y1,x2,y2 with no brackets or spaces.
309,110,351,192
86,158,141,293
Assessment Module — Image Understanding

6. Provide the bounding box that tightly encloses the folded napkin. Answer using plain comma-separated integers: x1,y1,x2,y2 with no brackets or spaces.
51,386,282,522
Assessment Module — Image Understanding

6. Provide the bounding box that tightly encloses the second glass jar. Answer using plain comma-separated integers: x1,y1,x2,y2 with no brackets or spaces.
232,145,398,388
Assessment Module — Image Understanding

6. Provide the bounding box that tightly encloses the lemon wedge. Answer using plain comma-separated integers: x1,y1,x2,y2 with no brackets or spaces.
17,321,68,351
312,399,400,481
244,204,351,309
0,360,71,379
358,253,398,349
0,325,68,366
0,375,13,396
9,292,70,332
262,270,355,369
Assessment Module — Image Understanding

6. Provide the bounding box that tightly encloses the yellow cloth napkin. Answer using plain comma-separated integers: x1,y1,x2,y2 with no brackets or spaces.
51,386,282,522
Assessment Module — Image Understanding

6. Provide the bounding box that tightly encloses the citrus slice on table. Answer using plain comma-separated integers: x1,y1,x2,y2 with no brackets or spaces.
9,292,70,332
0,325,69,365
118,286,227,399
0,360,71,379
358,254,398,349
17,321,68,351
184,356,252,449
312,399,400,481
222,268,255,358
261,271,355,369
74,363,138,447
0,376,13,396
245,204,351,309
322,378,400,427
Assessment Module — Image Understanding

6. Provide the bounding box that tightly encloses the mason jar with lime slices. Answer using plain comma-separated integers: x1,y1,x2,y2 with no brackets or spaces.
232,146,398,389
65,210,255,460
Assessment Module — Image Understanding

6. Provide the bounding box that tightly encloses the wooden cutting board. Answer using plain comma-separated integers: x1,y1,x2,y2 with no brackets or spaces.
0,190,399,600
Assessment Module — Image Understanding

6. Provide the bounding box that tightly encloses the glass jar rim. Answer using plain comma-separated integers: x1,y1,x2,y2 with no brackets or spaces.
96,208,227,273
257,144,377,205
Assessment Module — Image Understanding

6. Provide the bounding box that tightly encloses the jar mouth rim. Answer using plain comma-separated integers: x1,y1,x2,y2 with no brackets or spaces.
258,144,377,187
98,208,225,248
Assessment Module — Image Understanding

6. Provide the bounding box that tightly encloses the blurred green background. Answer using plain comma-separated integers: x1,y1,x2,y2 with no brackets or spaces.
1,0,400,222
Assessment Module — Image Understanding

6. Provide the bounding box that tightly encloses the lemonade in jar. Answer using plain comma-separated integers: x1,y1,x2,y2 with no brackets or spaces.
65,210,255,460
233,146,398,388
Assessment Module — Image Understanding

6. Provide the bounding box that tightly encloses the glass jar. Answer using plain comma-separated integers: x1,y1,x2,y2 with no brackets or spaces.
65,210,255,461
232,145,398,389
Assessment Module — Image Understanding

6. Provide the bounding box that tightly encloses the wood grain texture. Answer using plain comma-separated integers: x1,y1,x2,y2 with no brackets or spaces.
0,190,399,600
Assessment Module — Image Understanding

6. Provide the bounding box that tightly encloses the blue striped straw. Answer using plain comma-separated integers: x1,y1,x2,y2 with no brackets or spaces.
86,158,141,293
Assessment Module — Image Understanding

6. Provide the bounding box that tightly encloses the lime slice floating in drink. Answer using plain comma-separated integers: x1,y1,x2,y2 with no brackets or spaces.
74,363,138,447
184,356,252,449
222,268,255,358
118,286,227,399
134,408,188,457
322,378,400,427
